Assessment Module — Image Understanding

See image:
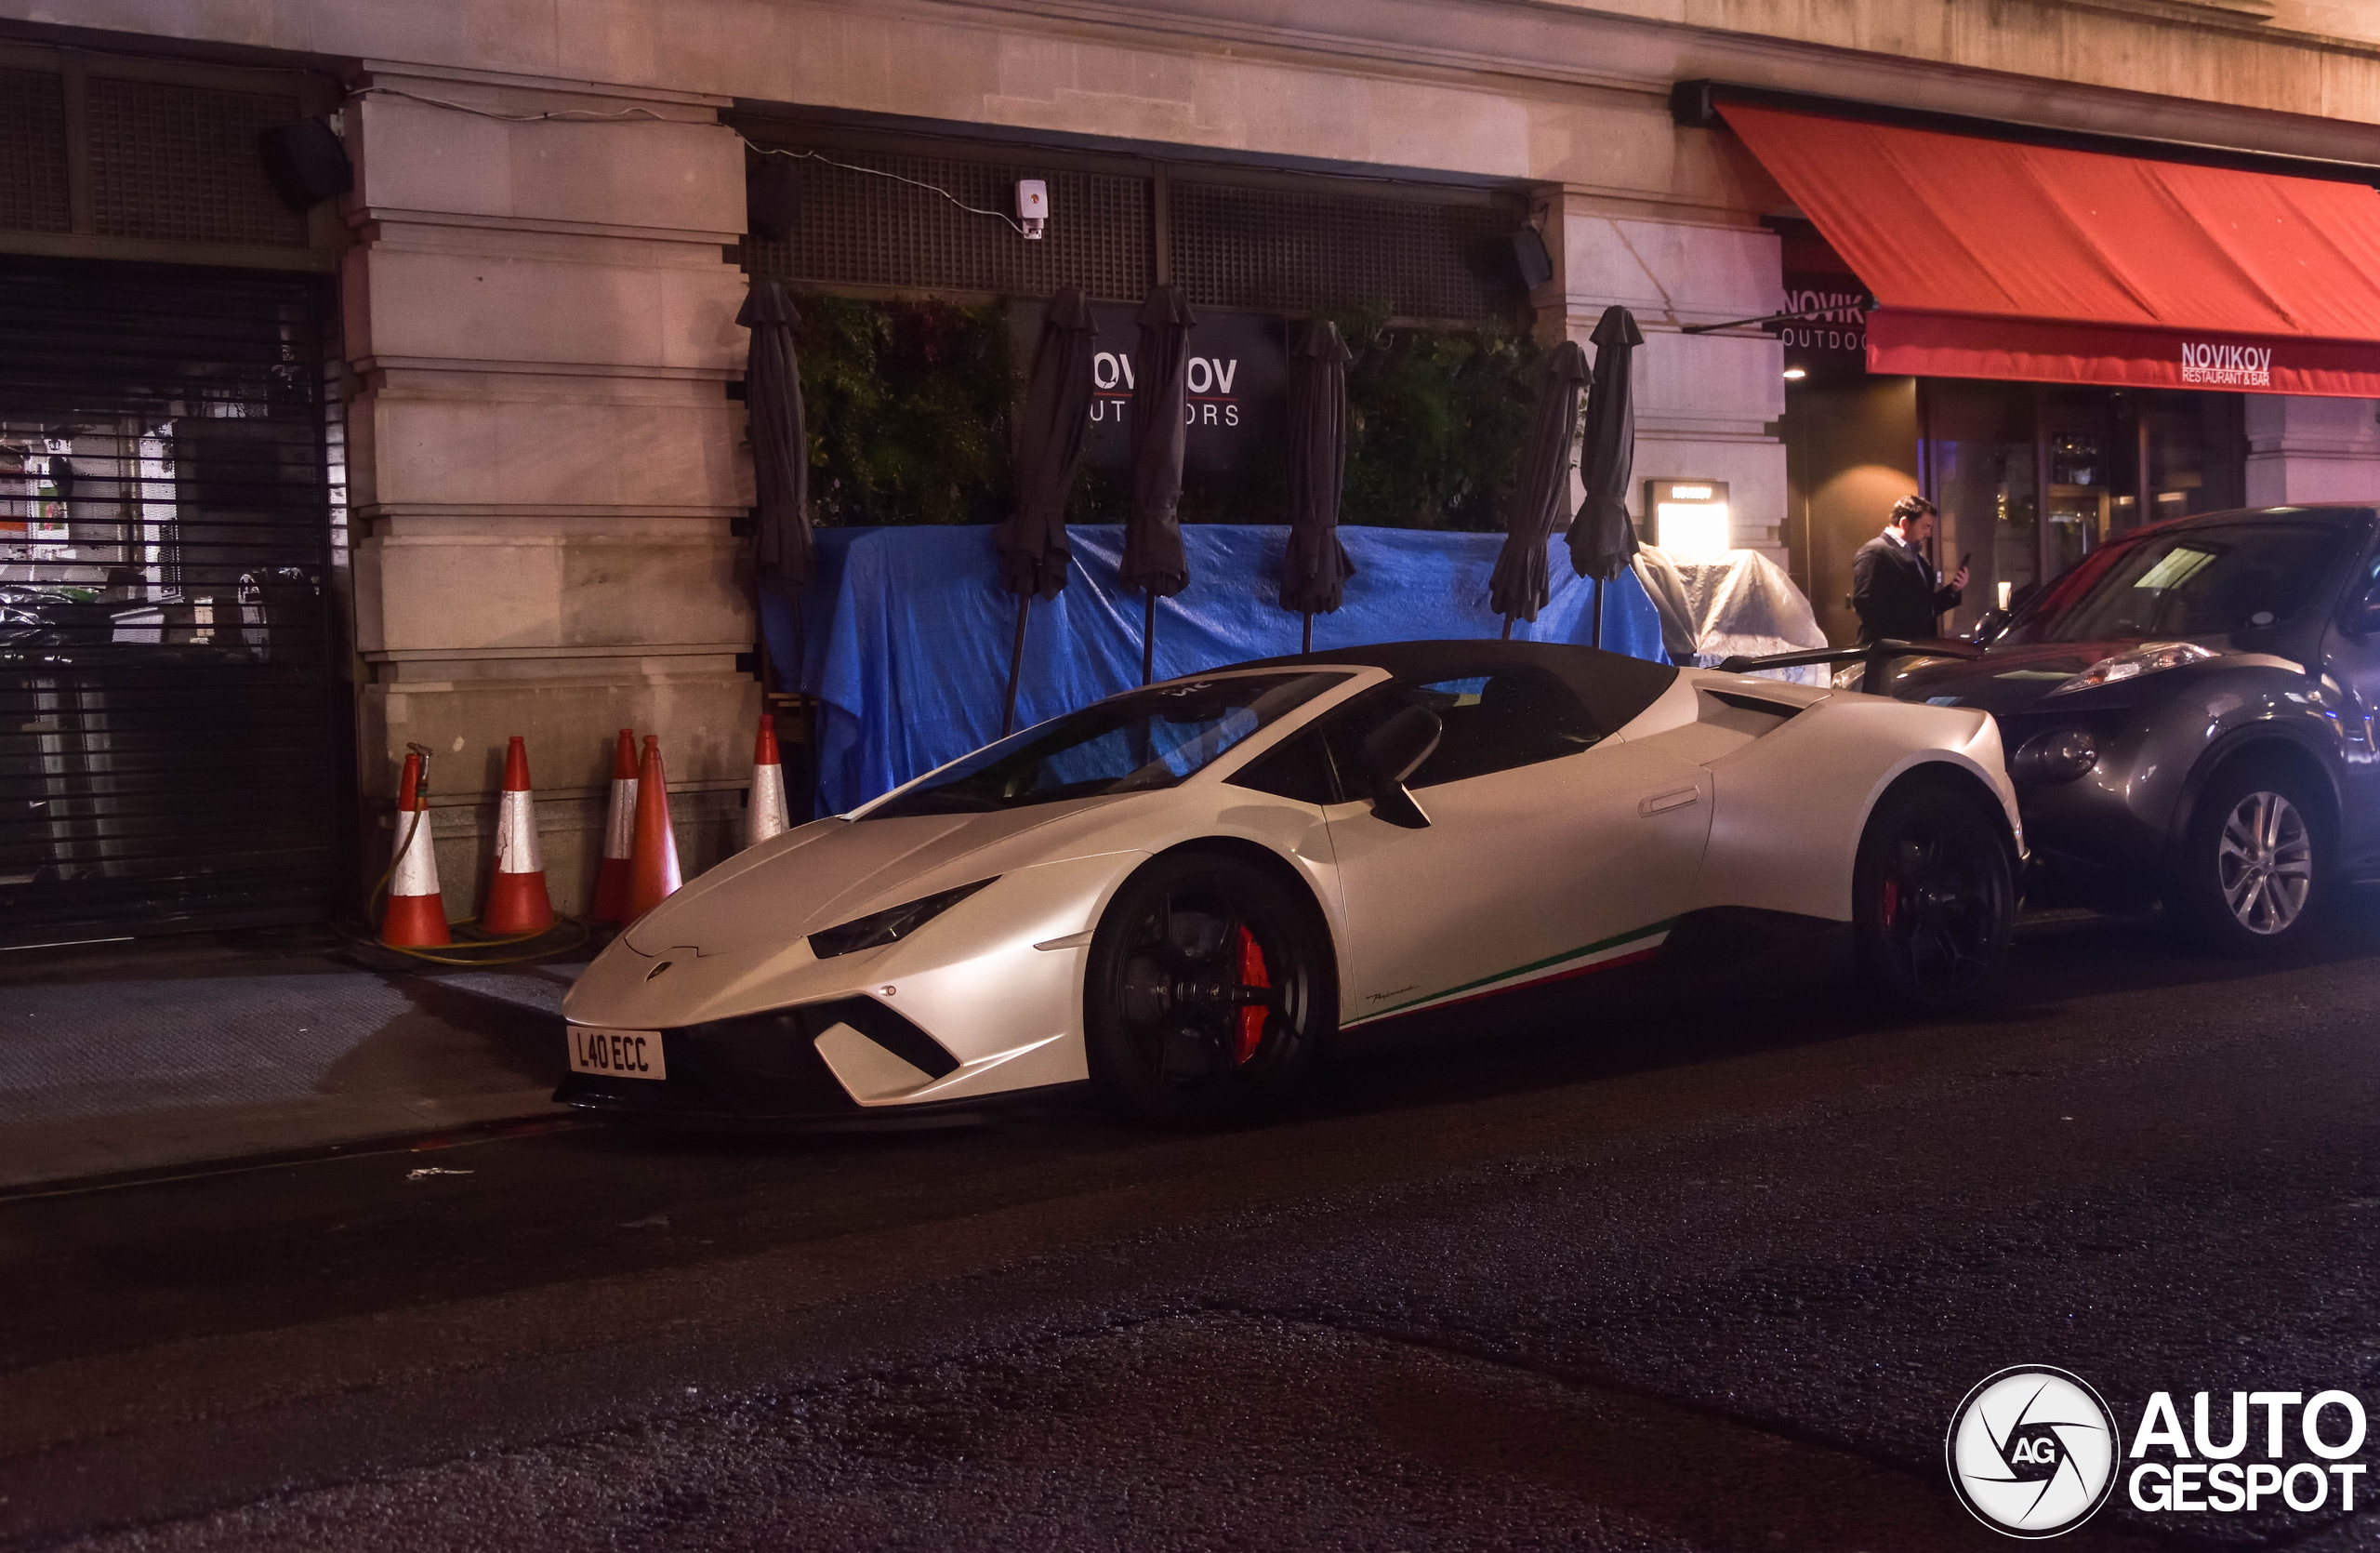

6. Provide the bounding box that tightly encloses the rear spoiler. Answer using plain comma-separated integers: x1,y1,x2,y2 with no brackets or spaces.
1714,638,1986,696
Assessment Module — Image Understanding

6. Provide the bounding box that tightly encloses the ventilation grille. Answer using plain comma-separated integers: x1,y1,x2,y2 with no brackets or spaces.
88,77,308,246
1170,181,1518,319
0,71,68,233
743,149,1151,301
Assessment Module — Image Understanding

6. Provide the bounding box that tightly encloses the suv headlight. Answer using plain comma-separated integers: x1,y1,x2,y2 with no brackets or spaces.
2045,641,2215,697
2012,727,2099,784
808,878,997,959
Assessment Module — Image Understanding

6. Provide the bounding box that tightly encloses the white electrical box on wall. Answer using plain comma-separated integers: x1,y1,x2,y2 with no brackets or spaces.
1016,179,1048,239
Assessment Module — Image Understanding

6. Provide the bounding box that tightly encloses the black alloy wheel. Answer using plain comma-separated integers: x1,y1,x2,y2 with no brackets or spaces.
2171,758,2326,956
1851,782,2015,1011
1084,851,1335,1122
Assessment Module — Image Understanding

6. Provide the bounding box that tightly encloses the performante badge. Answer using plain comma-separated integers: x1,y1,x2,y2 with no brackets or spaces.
1947,1366,2118,1538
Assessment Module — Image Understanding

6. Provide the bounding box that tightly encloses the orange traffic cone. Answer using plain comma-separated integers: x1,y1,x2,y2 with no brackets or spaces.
482,736,556,936
628,734,682,917
746,715,790,849
593,728,638,923
380,750,451,947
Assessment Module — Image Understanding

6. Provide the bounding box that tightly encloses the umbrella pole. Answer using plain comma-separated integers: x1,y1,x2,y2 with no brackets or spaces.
1142,591,1156,686
1591,579,1603,649
1302,612,1312,655
1501,615,1514,642
1001,595,1030,737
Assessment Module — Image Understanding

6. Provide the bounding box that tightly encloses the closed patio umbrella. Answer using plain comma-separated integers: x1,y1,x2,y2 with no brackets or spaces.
1122,284,1197,684
737,280,813,592
1280,317,1355,654
1488,338,1591,639
1566,305,1646,647
995,286,1098,734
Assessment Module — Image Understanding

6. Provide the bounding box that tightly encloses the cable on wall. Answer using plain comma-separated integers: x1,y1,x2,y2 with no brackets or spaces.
348,86,1029,235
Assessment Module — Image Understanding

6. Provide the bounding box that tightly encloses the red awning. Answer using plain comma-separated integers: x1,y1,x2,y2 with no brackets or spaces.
1720,101,2380,397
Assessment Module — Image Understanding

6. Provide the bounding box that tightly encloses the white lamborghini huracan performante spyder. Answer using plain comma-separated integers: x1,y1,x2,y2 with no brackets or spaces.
560,641,2021,1123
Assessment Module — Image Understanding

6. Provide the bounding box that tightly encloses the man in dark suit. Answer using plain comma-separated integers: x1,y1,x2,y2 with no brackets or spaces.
1851,494,1969,645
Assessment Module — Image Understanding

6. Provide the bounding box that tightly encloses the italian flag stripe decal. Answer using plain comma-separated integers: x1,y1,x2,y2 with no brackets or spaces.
1344,918,1676,1027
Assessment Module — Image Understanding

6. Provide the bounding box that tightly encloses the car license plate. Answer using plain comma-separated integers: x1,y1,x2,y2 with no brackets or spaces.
567,1025,667,1081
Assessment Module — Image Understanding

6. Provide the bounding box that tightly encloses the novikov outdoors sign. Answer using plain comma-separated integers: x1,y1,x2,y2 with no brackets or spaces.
1869,310,2380,398
1012,299,1288,474
1775,270,1867,381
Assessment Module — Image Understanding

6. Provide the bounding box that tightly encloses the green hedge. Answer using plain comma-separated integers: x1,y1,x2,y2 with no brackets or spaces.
791,292,1544,532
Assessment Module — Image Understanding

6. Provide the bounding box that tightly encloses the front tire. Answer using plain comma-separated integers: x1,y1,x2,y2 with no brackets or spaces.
2169,760,2326,955
1851,781,2015,1012
1084,851,1335,1123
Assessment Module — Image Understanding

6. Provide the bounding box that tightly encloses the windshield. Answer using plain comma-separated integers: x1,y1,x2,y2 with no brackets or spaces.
864,672,1350,819
2004,522,2345,644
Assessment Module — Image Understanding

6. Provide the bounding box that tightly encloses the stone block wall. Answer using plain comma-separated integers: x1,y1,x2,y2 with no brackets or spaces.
342,64,760,919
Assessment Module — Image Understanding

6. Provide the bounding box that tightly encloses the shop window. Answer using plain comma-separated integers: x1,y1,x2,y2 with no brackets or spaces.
1921,381,2246,629
732,126,1538,531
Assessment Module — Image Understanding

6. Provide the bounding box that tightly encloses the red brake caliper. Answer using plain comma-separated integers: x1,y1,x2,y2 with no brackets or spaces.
1882,877,1899,927
1233,924,1270,1065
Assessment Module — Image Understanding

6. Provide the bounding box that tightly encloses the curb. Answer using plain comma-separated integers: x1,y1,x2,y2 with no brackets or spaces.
0,1109,590,1203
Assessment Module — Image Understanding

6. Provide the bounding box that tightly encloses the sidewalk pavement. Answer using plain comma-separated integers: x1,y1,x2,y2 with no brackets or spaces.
0,928,595,1192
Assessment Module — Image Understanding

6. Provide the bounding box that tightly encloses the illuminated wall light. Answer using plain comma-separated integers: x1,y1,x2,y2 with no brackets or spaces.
1782,366,1807,380
1997,580,2013,610
1646,479,1731,559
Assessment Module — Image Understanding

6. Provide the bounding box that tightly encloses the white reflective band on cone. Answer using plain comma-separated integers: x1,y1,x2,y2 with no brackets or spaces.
390,807,441,896
494,788,545,875
747,763,789,847
604,776,638,859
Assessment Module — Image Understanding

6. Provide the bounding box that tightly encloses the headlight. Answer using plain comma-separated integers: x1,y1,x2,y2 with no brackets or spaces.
2012,727,2098,785
808,878,997,959
2044,641,2215,697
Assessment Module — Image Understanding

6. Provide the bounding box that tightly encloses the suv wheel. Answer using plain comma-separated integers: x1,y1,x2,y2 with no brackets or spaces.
2171,759,2325,954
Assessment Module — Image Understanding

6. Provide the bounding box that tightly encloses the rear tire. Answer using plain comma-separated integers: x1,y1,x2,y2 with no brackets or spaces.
1084,851,1335,1123
2169,759,2326,956
1851,781,2015,1012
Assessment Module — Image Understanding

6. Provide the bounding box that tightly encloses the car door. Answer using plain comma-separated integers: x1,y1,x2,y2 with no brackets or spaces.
1314,666,1713,1027
2317,538,2380,869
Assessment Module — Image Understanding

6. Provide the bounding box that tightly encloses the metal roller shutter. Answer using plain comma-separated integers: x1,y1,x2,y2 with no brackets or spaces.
0,256,339,946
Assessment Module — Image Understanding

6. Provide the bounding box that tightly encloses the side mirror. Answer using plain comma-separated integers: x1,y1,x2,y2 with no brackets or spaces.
1361,705,1441,830
2345,586,2380,640
1970,608,2012,646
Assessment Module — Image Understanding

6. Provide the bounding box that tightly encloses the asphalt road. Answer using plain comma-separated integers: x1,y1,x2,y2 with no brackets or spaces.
7,900,2380,1552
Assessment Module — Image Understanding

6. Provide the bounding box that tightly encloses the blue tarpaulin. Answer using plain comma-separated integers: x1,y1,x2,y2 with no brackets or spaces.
760,524,1665,816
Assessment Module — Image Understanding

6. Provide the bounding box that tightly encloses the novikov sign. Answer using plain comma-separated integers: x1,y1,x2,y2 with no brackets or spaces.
1867,310,2380,398
1013,300,1287,474
2179,341,2273,389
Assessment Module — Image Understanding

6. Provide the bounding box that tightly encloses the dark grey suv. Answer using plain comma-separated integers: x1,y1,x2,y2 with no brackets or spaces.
1891,504,2380,952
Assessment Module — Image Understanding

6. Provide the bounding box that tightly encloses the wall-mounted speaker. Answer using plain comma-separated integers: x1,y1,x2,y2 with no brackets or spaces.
258,119,353,212
748,158,802,242
1510,227,1554,291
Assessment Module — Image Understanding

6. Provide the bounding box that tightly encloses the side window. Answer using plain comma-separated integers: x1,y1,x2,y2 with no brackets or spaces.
1226,731,1341,805
1313,669,1602,792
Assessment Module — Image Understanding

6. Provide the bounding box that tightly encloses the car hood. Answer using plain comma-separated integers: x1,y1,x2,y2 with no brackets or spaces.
1891,640,2137,715
622,794,1145,956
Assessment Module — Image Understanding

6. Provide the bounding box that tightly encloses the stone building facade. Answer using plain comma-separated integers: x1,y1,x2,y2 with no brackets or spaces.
5,0,2379,934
